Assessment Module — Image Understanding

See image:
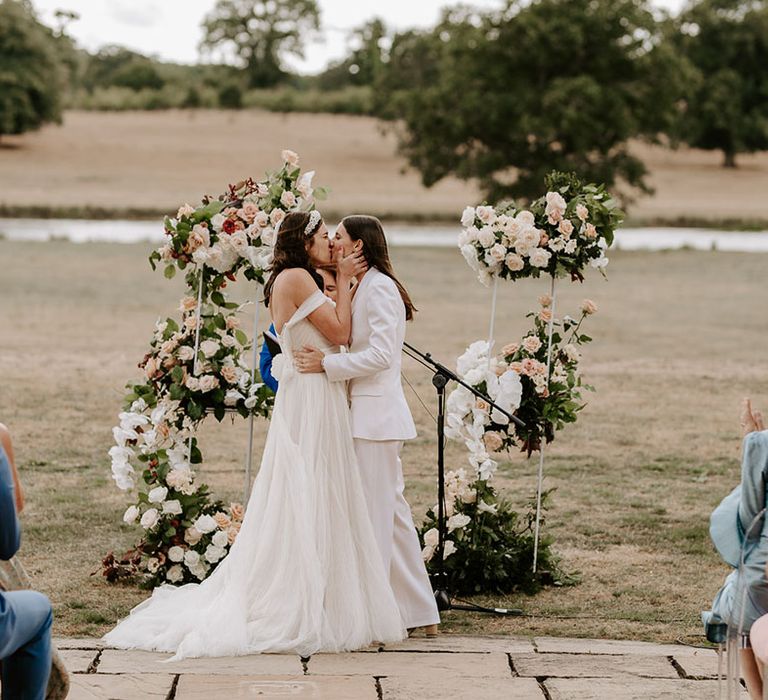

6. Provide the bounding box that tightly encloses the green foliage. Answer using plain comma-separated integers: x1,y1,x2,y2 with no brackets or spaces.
316,18,388,89
420,484,569,595
242,86,374,114
0,0,64,137
218,82,244,109
672,0,768,167
374,0,686,202
200,0,320,88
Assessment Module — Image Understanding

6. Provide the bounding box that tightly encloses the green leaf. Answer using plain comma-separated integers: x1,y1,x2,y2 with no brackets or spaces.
164,264,176,280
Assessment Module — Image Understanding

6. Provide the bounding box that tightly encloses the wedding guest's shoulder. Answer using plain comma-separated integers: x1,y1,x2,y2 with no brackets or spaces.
745,429,768,451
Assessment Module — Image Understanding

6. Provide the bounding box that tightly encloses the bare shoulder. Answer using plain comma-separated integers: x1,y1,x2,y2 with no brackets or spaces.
273,268,316,296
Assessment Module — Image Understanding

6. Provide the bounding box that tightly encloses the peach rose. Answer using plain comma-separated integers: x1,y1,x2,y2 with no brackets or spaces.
502,342,519,357
558,219,574,237
484,431,504,453
226,316,241,330
230,503,244,521
221,365,239,384
240,202,259,222
539,294,552,308
281,149,300,167
522,335,542,353
581,299,598,315
145,356,160,380
213,512,231,529
227,523,241,544
539,309,553,323
270,208,286,227
280,190,297,208
254,211,269,228
584,223,597,239
576,204,589,221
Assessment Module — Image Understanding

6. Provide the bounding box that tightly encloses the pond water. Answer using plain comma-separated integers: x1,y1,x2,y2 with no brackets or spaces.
2,218,768,253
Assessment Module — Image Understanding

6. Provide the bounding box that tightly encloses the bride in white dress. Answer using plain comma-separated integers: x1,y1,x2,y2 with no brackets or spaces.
103,210,407,660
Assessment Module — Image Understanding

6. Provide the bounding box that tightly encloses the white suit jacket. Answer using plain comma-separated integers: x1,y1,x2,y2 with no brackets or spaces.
323,268,417,442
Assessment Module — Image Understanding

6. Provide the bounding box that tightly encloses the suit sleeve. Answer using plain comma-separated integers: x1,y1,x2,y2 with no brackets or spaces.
0,446,21,561
323,278,401,383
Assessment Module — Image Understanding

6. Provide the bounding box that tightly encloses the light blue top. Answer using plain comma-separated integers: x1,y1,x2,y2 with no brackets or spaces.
710,430,768,631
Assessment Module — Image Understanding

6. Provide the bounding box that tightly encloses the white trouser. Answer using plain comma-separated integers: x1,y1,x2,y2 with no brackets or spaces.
354,439,440,629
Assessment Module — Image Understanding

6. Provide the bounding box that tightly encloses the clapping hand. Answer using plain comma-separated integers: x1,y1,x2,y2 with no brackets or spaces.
741,398,765,437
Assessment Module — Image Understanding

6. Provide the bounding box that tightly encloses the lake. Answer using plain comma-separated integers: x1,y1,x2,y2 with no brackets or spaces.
1,218,768,252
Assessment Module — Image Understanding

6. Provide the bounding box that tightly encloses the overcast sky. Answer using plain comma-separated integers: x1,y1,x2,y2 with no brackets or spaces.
32,0,687,74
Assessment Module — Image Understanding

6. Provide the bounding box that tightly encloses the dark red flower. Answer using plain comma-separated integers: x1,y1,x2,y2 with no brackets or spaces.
222,219,236,234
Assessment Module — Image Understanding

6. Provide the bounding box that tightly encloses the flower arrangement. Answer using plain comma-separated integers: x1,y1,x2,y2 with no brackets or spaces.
419,471,565,594
106,151,322,587
458,173,622,286
446,297,597,480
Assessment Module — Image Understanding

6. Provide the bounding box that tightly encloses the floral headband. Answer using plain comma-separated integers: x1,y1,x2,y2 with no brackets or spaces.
304,210,322,237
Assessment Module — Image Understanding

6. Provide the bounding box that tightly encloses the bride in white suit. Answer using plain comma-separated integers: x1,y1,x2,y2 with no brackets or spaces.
103,211,407,660
295,215,440,636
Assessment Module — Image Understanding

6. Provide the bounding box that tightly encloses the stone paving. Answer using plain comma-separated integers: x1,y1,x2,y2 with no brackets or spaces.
54,634,746,699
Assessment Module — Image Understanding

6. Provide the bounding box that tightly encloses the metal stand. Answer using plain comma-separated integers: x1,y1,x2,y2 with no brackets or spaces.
403,341,525,616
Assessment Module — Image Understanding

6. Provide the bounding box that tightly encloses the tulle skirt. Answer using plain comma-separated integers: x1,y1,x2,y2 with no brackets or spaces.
103,369,406,660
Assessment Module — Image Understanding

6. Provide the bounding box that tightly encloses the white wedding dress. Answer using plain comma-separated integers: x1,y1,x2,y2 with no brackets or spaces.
103,290,406,660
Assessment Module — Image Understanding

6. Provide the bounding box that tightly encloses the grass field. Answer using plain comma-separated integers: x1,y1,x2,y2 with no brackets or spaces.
0,238,765,643
1,110,768,225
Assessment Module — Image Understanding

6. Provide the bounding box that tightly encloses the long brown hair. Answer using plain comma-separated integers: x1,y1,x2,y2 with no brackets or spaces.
263,211,323,307
341,215,416,321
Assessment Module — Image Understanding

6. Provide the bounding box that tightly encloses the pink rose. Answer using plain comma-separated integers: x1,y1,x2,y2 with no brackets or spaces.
502,342,519,357
522,335,542,353
270,208,286,227
558,219,574,236
221,365,239,384
281,149,300,167
576,204,589,221
539,309,553,323
254,211,269,228
240,202,259,222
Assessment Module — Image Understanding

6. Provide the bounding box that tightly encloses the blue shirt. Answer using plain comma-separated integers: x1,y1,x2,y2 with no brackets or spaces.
259,323,279,393
0,445,20,561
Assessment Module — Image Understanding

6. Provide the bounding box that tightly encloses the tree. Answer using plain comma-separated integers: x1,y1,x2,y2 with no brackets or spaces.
317,18,388,89
674,0,768,167
375,0,685,202
200,0,320,88
0,0,63,140
82,46,165,92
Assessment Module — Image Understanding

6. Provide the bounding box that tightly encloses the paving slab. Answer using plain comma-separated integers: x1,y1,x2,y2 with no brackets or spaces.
512,652,678,679
544,677,747,699
96,649,302,675
58,648,99,673
175,674,378,699
535,636,710,657
383,635,534,654
673,649,724,679
54,637,106,650
381,675,544,700
68,673,175,699
307,651,511,678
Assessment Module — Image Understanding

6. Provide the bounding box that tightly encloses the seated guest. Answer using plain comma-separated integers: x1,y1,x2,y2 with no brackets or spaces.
259,266,339,393
0,423,54,700
708,399,767,699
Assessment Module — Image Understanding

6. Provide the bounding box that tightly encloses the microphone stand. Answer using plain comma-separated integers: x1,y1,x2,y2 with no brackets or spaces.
403,341,525,617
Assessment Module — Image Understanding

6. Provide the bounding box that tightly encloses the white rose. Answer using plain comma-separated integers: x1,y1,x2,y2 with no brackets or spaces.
140,508,160,530
224,389,245,407
177,345,195,362
476,226,495,249
177,203,195,219
212,530,229,548
423,528,439,548
270,208,285,227
146,557,160,573
162,499,183,515
198,375,219,393
529,247,552,268
477,500,498,515
200,339,219,358
123,505,140,524
443,540,457,559
168,545,185,562
166,564,184,583
204,544,226,564
183,550,201,568
194,514,218,534
564,239,577,254
185,376,200,392
211,213,226,232
460,206,476,227
447,513,471,533
254,210,269,228
545,191,567,223
488,243,506,263
280,190,296,208
461,244,481,272
148,486,168,503
505,253,524,272
590,255,609,269
296,170,314,198
475,205,496,225
184,527,202,545
515,210,535,227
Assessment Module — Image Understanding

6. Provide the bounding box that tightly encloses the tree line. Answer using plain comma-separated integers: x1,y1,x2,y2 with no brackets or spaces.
1,0,766,201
